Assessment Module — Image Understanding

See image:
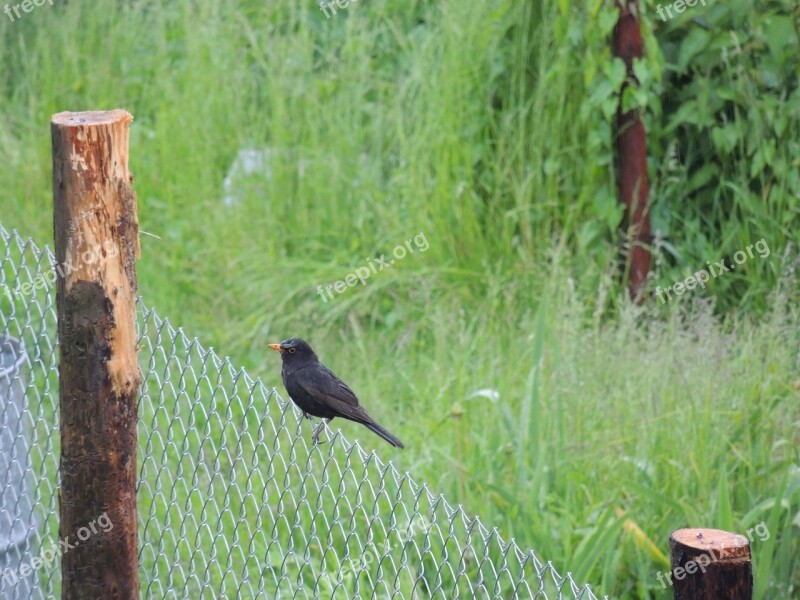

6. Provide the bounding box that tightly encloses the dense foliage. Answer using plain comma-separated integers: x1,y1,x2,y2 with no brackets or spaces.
0,1,797,598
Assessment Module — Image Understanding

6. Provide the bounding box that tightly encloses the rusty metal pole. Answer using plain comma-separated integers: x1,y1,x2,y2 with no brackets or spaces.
52,110,141,599
613,0,652,303
669,528,753,599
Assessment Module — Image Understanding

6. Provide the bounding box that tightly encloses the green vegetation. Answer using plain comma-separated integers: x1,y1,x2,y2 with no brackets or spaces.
1,0,798,598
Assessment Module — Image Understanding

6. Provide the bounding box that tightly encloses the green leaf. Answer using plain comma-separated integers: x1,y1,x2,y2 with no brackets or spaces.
621,85,639,113
686,163,719,194
676,28,711,73
750,141,775,178
632,58,651,89
753,469,790,600
598,7,619,36
665,100,712,130
711,123,743,155
578,221,602,251
603,57,628,90
593,186,623,229
570,507,626,584
765,16,796,61
588,78,616,106
717,465,732,532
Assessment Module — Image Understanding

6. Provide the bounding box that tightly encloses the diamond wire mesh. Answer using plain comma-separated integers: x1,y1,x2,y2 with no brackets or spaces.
0,223,604,599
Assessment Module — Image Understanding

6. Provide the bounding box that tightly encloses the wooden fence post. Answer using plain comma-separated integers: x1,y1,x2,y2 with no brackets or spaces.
613,0,652,303
669,528,753,600
51,110,140,599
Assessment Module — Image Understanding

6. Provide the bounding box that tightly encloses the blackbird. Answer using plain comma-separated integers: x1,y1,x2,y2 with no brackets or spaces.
268,338,404,448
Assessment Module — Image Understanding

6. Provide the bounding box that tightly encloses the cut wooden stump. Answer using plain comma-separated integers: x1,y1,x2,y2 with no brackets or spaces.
669,528,753,600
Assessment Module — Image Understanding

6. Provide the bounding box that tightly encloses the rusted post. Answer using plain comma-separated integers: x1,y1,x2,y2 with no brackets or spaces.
52,110,140,599
613,0,651,303
669,528,753,599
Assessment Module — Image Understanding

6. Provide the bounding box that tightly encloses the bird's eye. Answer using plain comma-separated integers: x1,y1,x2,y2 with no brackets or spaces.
288,348,296,353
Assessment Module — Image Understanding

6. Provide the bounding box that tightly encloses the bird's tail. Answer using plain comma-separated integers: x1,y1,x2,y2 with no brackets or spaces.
364,420,405,449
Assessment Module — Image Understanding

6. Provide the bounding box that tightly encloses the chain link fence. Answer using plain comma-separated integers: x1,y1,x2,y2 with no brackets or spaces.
0,223,604,599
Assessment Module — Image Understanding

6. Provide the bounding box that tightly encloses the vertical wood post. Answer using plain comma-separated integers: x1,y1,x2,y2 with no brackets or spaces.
669,528,753,600
613,0,652,303
51,110,141,599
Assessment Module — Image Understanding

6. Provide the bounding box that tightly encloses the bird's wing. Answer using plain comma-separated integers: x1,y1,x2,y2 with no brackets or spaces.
295,364,372,422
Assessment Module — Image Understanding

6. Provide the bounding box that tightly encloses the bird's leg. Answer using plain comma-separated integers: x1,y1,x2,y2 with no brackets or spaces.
311,418,330,445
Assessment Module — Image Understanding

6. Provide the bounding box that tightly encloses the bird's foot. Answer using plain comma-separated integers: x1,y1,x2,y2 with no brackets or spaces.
311,419,330,445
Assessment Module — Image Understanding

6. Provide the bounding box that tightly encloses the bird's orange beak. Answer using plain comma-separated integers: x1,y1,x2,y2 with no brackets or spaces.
268,343,285,353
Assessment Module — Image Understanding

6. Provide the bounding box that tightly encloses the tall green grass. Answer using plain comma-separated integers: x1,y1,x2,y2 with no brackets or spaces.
1,0,798,597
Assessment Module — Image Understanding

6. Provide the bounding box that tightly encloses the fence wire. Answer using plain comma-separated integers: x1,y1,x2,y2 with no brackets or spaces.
0,223,604,599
